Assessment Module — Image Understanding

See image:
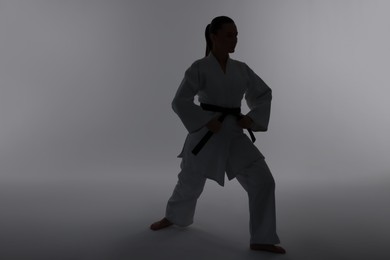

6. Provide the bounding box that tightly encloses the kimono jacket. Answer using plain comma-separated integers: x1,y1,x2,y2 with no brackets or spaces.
172,52,272,186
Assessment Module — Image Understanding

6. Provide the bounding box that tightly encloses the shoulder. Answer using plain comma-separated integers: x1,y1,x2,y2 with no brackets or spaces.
181,57,208,81
229,57,252,75
182,57,205,75
190,56,209,67
229,57,246,66
185,56,215,75
229,57,250,69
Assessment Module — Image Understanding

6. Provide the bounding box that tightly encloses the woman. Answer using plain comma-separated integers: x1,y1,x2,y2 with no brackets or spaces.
150,16,285,254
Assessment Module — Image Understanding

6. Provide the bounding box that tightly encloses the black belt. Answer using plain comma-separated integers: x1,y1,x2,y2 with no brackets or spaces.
191,103,256,155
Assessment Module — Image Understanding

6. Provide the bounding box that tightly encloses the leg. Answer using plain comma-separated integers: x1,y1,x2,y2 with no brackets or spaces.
164,164,207,227
235,159,281,245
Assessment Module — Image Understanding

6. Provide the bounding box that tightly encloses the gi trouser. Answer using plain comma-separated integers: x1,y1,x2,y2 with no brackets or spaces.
165,158,280,245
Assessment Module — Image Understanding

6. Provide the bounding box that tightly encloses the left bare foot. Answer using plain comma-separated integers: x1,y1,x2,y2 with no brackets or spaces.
150,217,173,231
250,244,286,254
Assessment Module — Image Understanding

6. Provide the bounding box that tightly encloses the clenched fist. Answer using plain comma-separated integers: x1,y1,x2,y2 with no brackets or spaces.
206,117,222,133
237,115,253,129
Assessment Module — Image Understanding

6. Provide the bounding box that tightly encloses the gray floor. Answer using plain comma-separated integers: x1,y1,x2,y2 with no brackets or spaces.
1,170,389,260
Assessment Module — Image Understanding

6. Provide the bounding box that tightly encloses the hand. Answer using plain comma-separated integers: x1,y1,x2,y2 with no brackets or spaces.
237,115,253,129
206,117,222,133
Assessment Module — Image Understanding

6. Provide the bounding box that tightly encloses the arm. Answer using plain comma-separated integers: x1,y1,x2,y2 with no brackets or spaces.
172,62,216,133
244,64,272,132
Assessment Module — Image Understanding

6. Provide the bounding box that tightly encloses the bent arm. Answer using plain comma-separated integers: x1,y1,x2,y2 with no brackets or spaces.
172,62,215,133
244,64,272,132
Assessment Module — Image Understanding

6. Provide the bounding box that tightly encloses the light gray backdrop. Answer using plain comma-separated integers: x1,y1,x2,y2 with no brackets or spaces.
1,1,389,260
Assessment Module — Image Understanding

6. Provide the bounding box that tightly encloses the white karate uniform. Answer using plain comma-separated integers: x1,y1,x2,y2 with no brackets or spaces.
165,52,280,244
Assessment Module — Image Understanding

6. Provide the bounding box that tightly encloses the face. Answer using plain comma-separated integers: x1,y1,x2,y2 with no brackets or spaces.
211,23,238,53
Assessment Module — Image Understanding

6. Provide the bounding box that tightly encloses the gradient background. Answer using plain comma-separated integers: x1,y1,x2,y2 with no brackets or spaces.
1,0,389,259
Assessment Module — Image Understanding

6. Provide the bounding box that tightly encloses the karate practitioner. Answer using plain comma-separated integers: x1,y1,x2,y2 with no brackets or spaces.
150,16,286,254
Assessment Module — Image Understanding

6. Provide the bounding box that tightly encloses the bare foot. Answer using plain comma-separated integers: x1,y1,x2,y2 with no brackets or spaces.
250,244,286,254
150,217,173,231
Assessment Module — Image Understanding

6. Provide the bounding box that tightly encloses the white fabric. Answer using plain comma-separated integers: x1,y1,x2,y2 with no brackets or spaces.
165,157,280,244
172,52,272,186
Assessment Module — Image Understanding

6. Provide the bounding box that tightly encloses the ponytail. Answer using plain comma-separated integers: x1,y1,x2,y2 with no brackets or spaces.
205,24,212,57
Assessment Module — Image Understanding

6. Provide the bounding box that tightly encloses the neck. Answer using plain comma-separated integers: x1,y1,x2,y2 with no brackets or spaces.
211,49,229,64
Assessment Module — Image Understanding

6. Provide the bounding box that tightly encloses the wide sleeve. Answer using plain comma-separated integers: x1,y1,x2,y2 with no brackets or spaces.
172,62,215,133
244,64,272,132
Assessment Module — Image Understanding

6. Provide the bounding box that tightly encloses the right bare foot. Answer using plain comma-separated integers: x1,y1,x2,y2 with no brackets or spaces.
150,217,173,231
250,244,286,254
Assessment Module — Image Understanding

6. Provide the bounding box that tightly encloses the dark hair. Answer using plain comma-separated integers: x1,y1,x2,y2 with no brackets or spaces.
205,16,235,56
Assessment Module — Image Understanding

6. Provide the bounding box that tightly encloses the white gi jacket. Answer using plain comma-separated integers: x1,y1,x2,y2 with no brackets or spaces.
172,52,272,186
